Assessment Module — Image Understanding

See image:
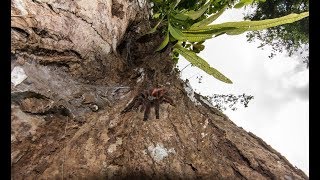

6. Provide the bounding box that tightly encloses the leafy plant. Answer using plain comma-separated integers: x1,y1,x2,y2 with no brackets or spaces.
148,0,309,84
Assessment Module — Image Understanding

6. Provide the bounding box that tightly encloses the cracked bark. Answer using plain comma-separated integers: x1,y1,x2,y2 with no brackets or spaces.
11,0,308,179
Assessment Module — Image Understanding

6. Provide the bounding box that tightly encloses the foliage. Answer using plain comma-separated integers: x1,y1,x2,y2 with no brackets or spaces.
203,93,254,111
149,0,309,84
174,43,232,83
244,0,309,64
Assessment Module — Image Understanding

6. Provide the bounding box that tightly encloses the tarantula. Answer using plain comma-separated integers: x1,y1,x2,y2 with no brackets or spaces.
121,87,175,121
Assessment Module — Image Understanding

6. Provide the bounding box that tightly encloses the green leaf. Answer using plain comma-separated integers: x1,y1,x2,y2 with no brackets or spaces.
174,0,181,8
183,32,213,42
191,7,226,28
233,2,245,8
173,13,189,21
227,12,309,34
146,19,163,34
183,26,237,36
225,28,247,35
174,44,232,84
169,33,177,42
183,1,210,20
156,31,170,51
170,0,181,8
151,0,162,4
185,12,309,35
234,0,266,8
169,23,213,42
234,0,254,8
168,23,185,40
153,13,161,19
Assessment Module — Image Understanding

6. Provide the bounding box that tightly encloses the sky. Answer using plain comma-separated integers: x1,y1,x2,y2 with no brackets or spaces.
177,7,309,175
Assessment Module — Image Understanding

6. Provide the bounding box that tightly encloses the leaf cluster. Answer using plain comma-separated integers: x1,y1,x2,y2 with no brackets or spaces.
148,0,309,84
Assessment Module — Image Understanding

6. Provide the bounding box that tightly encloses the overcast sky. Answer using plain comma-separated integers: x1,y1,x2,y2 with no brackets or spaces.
177,7,309,175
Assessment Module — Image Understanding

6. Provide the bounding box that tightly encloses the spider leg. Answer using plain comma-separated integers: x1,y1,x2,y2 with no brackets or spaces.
121,97,138,114
162,95,175,106
143,102,151,121
133,98,143,111
154,100,160,119
121,95,143,114
140,102,146,112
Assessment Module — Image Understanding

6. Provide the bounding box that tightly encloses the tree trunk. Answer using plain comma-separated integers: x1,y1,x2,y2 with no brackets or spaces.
11,0,308,179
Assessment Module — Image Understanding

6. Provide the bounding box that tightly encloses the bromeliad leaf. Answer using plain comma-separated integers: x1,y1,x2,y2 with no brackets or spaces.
224,12,309,35
173,13,189,21
156,31,170,51
150,0,162,4
183,1,210,20
174,44,232,84
234,0,254,8
183,26,237,36
183,33,213,42
185,12,309,35
234,0,266,8
168,23,185,40
233,0,266,9
170,0,181,8
191,7,226,28
169,23,213,42
174,0,182,8
225,28,247,35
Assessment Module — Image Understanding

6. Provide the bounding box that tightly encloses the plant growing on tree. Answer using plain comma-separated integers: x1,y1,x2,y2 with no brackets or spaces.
148,0,309,84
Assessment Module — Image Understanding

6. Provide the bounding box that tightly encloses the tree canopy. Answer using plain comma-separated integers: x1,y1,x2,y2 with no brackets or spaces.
244,0,309,66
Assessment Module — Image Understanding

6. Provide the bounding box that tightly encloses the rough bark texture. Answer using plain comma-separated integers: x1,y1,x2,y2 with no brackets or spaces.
11,0,308,179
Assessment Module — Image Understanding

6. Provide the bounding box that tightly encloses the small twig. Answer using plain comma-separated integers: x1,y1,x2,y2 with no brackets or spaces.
180,63,191,72
186,73,199,80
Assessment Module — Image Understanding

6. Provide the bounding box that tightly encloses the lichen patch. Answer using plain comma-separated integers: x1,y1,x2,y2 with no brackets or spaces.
11,66,28,86
147,143,175,162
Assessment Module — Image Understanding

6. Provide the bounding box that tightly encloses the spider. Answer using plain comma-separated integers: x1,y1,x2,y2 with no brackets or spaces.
121,87,175,121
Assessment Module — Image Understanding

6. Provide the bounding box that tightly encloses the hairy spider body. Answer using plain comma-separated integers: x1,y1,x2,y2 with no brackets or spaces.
121,88,174,121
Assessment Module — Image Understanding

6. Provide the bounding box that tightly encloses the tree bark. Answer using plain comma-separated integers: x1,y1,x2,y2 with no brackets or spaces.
11,0,308,179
